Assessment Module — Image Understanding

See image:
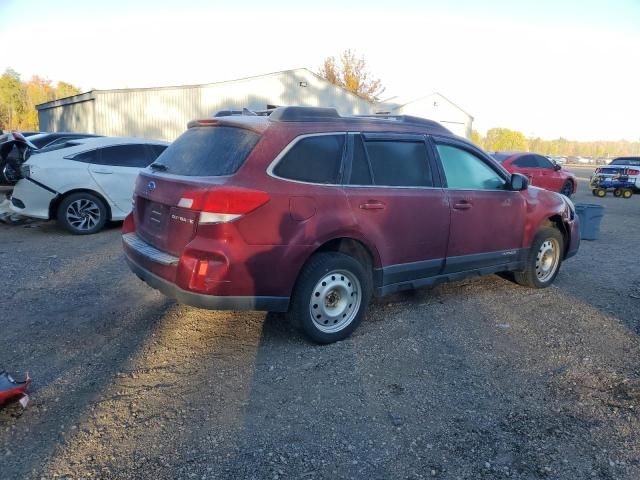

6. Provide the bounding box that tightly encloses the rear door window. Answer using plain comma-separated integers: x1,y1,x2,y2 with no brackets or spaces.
364,138,433,187
274,134,345,184
153,126,260,176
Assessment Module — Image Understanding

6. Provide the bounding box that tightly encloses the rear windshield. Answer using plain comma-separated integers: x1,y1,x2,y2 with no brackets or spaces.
152,126,260,176
609,158,640,166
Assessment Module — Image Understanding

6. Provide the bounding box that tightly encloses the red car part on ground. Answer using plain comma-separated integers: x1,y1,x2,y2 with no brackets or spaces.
0,371,31,408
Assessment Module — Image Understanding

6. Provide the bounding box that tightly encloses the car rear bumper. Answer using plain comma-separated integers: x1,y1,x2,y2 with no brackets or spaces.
123,233,290,312
125,254,289,312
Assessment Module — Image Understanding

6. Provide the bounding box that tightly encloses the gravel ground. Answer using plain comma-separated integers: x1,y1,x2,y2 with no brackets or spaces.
1,167,639,479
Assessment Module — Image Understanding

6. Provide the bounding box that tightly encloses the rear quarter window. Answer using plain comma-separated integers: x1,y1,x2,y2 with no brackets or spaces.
273,134,345,184
153,126,260,176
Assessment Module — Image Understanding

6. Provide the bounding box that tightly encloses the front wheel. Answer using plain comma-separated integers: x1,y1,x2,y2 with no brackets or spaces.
560,180,573,197
57,192,108,235
286,252,372,344
514,227,564,288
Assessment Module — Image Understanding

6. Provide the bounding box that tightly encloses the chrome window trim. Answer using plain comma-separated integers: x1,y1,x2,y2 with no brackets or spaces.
266,132,348,187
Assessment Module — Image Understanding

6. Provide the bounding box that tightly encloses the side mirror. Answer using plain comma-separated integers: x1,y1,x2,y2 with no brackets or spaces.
509,173,528,191
553,163,561,171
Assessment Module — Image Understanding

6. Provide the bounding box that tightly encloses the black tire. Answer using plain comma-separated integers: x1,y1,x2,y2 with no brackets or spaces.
57,192,108,235
592,189,599,196
514,227,564,288
596,189,606,197
622,189,633,199
613,188,622,197
286,252,372,344
560,180,573,197
0,161,18,185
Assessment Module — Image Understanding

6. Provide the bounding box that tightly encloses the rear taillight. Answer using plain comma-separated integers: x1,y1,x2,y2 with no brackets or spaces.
628,169,639,175
178,188,270,225
122,213,135,233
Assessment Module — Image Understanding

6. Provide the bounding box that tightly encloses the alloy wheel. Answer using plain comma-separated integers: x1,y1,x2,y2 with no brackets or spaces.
66,198,101,231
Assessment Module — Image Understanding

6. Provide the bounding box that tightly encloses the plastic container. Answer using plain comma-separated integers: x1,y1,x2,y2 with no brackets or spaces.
575,203,605,240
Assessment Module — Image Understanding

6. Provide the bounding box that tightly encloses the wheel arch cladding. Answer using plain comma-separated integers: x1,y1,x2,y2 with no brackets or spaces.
50,189,113,221
315,237,377,271
545,215,570,257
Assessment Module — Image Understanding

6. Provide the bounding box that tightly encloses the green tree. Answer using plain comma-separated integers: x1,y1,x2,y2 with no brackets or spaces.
319,49,385,101
0,68,24,130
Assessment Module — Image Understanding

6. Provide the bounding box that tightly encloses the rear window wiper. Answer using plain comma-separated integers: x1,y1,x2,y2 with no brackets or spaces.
149,163,168,171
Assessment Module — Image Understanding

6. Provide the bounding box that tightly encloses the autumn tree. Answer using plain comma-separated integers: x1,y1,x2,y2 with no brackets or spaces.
0,68,81,130
470,130,483,148
319,50,385,101
484,128,528,151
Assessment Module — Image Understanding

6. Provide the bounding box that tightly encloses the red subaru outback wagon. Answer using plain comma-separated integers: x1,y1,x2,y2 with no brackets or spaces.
123,107,580,344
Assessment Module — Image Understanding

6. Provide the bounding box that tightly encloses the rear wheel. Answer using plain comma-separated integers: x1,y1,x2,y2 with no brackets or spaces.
592,189,599,196
286,252,372,344
622,189,633,199
560,180,573,197
57,192,108,235
613,188,622,197
596,189,606,197
514,227,564,288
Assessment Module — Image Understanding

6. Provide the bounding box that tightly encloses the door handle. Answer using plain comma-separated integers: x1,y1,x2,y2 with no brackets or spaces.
453,201,472,210
359,201,385,210
93,169,113,174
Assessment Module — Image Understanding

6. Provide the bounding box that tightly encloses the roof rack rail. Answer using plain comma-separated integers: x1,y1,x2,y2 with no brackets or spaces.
268,106,341,122
267,106,450,133
352,114,446,129
212,108,275,118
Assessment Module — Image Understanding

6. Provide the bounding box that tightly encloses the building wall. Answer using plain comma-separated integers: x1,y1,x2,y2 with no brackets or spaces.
38,99,95,134
377,93,473,139
92,69,373,141
37,70,472,141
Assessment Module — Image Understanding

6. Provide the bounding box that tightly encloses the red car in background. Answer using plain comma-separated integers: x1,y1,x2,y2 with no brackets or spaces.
492,152,577,197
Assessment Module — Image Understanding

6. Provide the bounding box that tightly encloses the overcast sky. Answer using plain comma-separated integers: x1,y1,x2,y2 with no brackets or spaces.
1,0,638,141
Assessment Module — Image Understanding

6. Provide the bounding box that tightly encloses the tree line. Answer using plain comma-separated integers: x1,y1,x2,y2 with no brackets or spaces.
0,68,81,131
317,51,639,160
472,127,640,159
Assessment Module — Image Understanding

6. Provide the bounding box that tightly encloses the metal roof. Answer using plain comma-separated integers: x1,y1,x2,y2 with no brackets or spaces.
36,68,370,111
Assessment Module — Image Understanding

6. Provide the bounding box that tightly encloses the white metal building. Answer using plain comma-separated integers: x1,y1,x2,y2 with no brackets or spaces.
376,93,473,139
37,68,473,141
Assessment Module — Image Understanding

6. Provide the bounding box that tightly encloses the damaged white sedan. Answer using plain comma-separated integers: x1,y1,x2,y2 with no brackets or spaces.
10,137,168,234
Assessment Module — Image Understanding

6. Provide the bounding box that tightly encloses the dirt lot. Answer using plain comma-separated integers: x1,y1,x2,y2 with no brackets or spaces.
1,167,639,480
